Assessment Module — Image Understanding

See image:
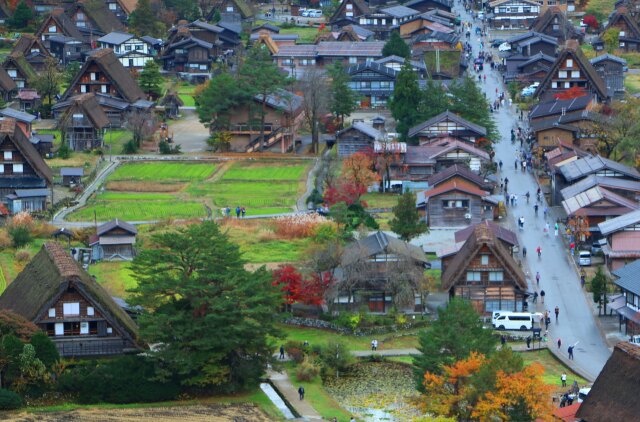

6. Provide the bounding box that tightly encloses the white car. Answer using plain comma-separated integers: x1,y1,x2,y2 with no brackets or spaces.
308,9,323,17
300,9,310,16
498,42,511,52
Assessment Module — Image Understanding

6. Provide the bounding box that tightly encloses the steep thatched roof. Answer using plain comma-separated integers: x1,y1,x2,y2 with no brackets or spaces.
0,118,52,184
62,48,145,103
59,93,110,129
341,231,428,267
576,342,640,421
12,34,51,58
0,243,139,344
35,8,84,41
75,0,126,34
159,91,184,107
3,52,37,82
441,223,527,290
0,66,17,93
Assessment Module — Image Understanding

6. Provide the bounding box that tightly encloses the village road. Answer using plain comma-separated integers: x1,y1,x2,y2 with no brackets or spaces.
455,1,611,380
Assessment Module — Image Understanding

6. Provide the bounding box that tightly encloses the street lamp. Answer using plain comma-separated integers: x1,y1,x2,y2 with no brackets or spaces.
289,56,296,79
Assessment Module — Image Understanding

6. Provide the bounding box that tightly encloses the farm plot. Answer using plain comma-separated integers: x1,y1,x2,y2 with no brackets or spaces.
67,160,310,222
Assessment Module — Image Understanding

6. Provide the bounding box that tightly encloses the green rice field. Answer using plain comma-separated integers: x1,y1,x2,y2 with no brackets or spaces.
108,162,215,181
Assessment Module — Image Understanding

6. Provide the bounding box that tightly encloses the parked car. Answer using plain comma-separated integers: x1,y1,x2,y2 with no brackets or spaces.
521,82,540,96
300,8,310,16
491,39,505,47
591,242,603,255
308,9,323,17
498,42,511,52
578,250,592,266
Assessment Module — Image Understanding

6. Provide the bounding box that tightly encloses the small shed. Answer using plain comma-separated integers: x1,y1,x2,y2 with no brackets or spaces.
159,91,184,119
30,132,55,157
89,219,137,261
60,167,83,186
6,188,49,213
16,88,41,112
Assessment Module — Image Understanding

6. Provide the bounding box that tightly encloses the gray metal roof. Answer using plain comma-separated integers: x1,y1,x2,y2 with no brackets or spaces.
598,210,640,235
380,5,419,18
249,33,299,41
347,61,398,77
408,110,487,138
561,175,640,200
98,31,134,45
337,122,383,140
612,260,640,294
60,167,84,177
13,188,50,198
256,89,303,113
590,53,627,65
97,218,138,236
559,155,640,182
0,108,36,123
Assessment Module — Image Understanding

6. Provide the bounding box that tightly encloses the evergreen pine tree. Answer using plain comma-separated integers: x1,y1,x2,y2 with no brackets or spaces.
328,61,357,129
382,31,411,59
389,62,421,143
389,191,429,241
139,60,164,98
9,1,32,29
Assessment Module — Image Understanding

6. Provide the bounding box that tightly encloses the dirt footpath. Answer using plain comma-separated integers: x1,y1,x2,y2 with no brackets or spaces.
6,403,273,422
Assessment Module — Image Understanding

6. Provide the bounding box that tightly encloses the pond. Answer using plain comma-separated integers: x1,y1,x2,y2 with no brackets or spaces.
324,361,422,421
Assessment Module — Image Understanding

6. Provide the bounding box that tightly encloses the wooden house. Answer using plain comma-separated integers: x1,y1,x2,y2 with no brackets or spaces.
16,89,41,113
58,49,147,126
67,2,126,40
417,179,499,227
0,67,17,102
223,90,304,153
506,31,558,57
330,0,371,25
533,41,608,102
35,8,85,50
488,0,541,29
0,108,36,138
374,55,428,77
336,122,384,157
347,61,398,108
0,242,140,357
331,231,429,313
576,342,640,421
2,52,37,89
562,186,640,233
504,52,555,83
105,0,138,25
399,14,455,40
89,219,138,261
404,0,453,13
0,118,52,213
438,221,518,263
610,260,640,336
598,211,640,271
250,33,299,52
60,167,83,186
97,32,154,69
208,0,255,21
408,111,487,144
529,7,579,44
30,132,55,157
353,6,420,39
10,34,52,72
440,223,528,315
48,35,87,65
594,9,640,53
553,154,640,205
427,164,495,191
159,91,184,119
57,93,110,151
590,54,626,99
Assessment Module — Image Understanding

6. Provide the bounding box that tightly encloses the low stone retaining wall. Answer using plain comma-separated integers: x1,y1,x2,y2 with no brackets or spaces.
282,316,428,336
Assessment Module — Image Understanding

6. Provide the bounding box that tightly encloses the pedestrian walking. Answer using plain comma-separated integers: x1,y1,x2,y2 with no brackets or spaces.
540,289,545,304
522,246,527,257
241,206,246,218
526,336,531,349
544,222,550,236
557,338,562,349
568,345,574,360
555,306,560,321
279,345,285,359
499,160,503,170
544,207,548,218
561,372,567,387
537,246,542,258
570,242,575,256
298,386,305,400
501,334,506,346
545,316,550,330
533,291,538,303
534,204,539,215
536,271,540,286
581,274,586,288
554,222,559,237
235,206,241,218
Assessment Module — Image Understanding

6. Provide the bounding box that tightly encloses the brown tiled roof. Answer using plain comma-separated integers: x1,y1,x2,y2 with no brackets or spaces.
576,342,640,421
454,221,518,247
423,179,488,199
441,223,527,290
0,118,52,184
427,164,495,190
62,48,145,103
0,243,139,346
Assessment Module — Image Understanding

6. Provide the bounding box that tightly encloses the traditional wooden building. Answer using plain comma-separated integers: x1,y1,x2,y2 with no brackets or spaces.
576,342,640,421
66,2,126,40
16,89,41,112
336,122,384,157
352,6,420,39
598,210,640,270
427,164,496,191
35,8,85,50
594,9,640,52
57,93,110,151
529,7,579,44
417,179,499,227
399,14,455,39
97,32,155,69
504,52,555,83
207,0,255,21
10,34,52,72
488,0,541,29
159,91,184,119
590,54,627,99
48,35,87,65
331,231,429,313
0,118,52,213
330,0,371,25
60,167,83,186
533,41,609,102
0,242,140,357
611,260,640,336
90,219,138,261
409,111,487,144
0,67,17,102
347,61,398,108
441,223,528,315
404,0,453,13
506,31,558,57
2,52,37,89
105,0,138,25
562,185,640,233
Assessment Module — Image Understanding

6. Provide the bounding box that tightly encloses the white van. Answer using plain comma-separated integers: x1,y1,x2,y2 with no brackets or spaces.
308,9,323,17
579,250,592,266
493,312,534,331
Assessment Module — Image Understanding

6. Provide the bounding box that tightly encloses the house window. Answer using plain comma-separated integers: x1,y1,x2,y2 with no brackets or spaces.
620,42,626,47
48,308,55,317
13,164,23,173
48,25,57,33
552,24,559,30
349,57,358,64
566,58,573,67
107,327,113,334
101,85,108,93
90,72,96,81
346,3,353,9
3,151,11,160
510,7,519,12
564,82,570,88
481,254,489,265
282,59,293,66
7,69,16,78
620,31,626,37
80,322,89,334
87,306,94,316
125,45,131,51
523,6,531,12
489,271,504,282
466,271,482,282
443,200,469,208
0,165,4,173
226,6,233,11
571,70,580,78
499,7,507,13
54,323,64,336
559,70,567,78
109,2,116,9
76,12,84,19
63,302,80,316
552,81,558,88
80,84,87,93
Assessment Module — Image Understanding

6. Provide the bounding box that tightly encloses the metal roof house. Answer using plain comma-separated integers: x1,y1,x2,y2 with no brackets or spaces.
598,210,640,271
89,219,138,261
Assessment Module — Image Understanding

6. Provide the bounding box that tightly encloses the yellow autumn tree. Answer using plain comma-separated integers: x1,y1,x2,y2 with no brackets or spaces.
473,362,554,421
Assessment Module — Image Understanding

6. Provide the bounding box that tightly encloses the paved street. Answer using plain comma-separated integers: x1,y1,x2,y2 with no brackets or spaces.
453,2,612,380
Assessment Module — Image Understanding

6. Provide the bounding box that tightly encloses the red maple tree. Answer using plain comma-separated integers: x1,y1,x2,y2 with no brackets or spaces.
300,272,333,306
272,266,333,307
272,265,303,306
554,86,587,100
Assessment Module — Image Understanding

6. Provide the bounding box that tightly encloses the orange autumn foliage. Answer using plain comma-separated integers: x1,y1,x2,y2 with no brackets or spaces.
473,362,553,421
341,152,380,189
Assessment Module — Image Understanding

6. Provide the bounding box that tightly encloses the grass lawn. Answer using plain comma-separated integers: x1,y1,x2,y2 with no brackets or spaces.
163,79,201,108
580,44,596,60
619,52,640,67
585,0,618,20
46,152,100,170
241,238,313,263
0,239,48,291
625,73,640,94
68,160,310,222
279,26,320,43
362,193,400,209
520,349,589,389
88,261,136,298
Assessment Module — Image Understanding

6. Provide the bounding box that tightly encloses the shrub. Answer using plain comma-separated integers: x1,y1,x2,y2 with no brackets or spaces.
0,389,22,410
272,213,330,239
31,221,56,238
312,223,338,243
8,226,31,248
58,142,71,159
122,139,138,154
284,341,306,364
295,357,319,382
14,250,31,262
159,141,181,154
0,310,39,341
0,229,11,249
30,332,59,368
335,311,361,330
319,341,353,379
